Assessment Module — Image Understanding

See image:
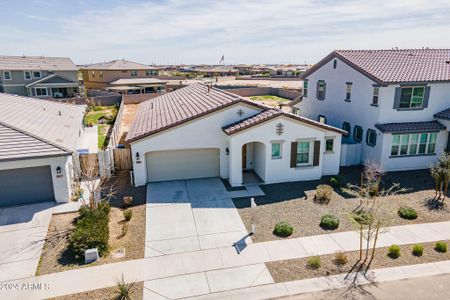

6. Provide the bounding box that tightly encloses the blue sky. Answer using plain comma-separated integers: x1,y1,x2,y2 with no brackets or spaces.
0,0,449,65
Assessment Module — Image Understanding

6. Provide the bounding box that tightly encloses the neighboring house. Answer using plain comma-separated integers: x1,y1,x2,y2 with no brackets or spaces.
0,93,85,207
0,55,79,98
106,78,167,94
294,49,450,171
80,59,161,90
126,83,345,187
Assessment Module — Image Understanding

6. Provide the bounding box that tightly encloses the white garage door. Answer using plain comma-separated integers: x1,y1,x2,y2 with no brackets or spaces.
146,148,220,182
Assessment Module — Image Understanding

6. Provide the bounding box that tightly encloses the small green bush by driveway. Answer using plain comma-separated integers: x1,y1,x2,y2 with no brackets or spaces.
69,203,110,258
412,244,424,257
388,244,401,259
307,256,321,269
273,221,293,237
435,241,448,253
320,214,339,230
398,207,418,220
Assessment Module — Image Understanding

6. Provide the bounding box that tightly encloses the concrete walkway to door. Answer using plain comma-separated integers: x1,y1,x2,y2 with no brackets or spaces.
145,178,253,257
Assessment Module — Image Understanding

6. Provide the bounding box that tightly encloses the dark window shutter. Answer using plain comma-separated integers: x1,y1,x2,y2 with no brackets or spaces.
393,87,402,109
316,81,320,100
423,86,431,108
313,141,320,166
322,81,326,100
290,142,298,168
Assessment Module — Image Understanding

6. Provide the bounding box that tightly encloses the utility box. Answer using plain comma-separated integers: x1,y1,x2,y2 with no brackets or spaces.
85,248,99,264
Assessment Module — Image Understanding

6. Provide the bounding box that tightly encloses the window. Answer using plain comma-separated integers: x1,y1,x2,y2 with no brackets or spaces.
343,122,351,137
345,83,352,101
354,125,363,142
399,86,425,109
99,70,103,78
131,70,138,77
296,141,311,165
366,129,377,146
372,87,379,106
316,80,326,100
271,143,282,159
2,71,12,80
292,107,300,115
24,71,32,80
91,70,95,78
303,80,308,97
318,115,327,124
391,132,437,156
333,59,337,69
32,71,41,78
34,87,48,96
325,139,334,152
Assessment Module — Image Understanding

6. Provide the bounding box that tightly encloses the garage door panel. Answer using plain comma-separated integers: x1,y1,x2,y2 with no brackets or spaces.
147,149,219,182
0,166,55,207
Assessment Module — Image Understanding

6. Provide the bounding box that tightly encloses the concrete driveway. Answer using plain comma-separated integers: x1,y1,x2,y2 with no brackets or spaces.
0,202,53,281
145,178,252,257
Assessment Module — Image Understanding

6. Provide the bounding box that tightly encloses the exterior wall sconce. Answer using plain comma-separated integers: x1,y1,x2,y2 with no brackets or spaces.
136,152,142,164
56,166,63,178
226,147,230,155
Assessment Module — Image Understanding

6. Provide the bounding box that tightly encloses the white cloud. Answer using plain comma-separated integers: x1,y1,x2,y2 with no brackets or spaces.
0,0,449,64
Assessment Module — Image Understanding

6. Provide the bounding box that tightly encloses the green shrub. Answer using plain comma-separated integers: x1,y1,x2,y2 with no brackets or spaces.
329,177,340,187
307,256,321,269
353,211,374,226
397,207,418,220
388,244,401,259
333,251,348,266
273,222,293,237
69,205,110,258
115,274,136,300
320,214,339,230
315,184,333,203
435,241,448,253
123,209,133,221
412,244,424,257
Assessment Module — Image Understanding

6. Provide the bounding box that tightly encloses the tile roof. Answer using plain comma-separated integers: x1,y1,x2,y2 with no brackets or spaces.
109,78,167,85
0,93,86,159
434,108,450,120
0,55,77,71
82,59,158,70
375,121,446,133
126,83,346,142
301,49,450,84
25,74,78,87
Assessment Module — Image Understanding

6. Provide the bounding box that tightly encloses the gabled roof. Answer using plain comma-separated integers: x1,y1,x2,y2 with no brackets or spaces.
301,49,450,85
222,109,346,136
126,84,345,143
0,93,86,157
82,59,158,70
0,55,77,71
375,121,446,133
434,108,450,120
25,74,78,87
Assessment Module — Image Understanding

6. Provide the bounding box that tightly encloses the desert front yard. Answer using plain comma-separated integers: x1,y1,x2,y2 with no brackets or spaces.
234,167,450,243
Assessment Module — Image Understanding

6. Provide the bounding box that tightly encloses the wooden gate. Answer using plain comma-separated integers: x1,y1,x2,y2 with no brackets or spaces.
113,148,132,170
79,153,99,177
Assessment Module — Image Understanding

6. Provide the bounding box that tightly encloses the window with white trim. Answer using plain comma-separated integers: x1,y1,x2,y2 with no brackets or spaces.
131,70,138,77
32,71,41,78
271,143,282,159
35,87,48,96
325,139,334,152
2,71,12,80
99,70,103,78
296,141,311,165
399,86,425,109
354,125,363,142
345,83,352,101
391,132,437,156
24,71,32,80
303,80,308,97
318,115,327,124
316,80,326,100
372,87,379,105
366,129,377,147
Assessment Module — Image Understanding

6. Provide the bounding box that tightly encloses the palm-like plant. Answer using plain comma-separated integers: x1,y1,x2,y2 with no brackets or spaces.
114,274,136,300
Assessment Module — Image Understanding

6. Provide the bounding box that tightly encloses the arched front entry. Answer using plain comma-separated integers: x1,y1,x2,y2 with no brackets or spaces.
241,142,266,184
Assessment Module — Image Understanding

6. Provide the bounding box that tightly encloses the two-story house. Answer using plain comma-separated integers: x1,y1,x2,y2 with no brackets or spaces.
294,49,450,171
80,59,162,90
0,55,79,98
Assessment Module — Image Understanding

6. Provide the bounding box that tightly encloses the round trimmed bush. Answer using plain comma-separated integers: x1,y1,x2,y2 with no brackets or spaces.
397,207,418,220
388,244,401,259
320,214,339,230
273,222,293,237
412,244,424,257
435,241,448,253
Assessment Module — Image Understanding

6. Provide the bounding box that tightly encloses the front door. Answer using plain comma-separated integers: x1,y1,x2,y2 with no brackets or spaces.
242,144,247,169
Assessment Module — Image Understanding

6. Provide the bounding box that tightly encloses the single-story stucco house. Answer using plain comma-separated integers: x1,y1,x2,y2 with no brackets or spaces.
126,83,346,187
0,93,85,207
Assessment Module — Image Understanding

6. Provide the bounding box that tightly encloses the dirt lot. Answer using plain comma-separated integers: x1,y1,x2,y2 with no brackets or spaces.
119,104,139,144
235,167,450,243
37,171,146,275
50,282,143,300
267,240,450,282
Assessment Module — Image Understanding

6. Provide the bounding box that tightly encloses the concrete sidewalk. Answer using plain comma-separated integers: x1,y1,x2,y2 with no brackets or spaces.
2,220,450,299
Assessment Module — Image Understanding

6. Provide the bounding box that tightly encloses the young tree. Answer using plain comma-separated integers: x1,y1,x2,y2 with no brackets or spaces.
430,152,450,203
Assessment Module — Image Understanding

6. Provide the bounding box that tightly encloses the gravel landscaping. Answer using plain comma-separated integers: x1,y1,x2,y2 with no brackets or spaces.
49,282,143,300
234,167,450,243
267,240,450,282
37,171,146,275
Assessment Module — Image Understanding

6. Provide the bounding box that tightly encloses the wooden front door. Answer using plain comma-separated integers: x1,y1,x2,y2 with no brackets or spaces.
242,144,247,169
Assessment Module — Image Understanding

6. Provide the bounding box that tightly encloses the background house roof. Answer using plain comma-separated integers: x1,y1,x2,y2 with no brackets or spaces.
375,121,446,133
82,59,159,70
25,74,78,87
301,49,450,84
0,55,77,71
109,78,167,85
0,93,86,157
